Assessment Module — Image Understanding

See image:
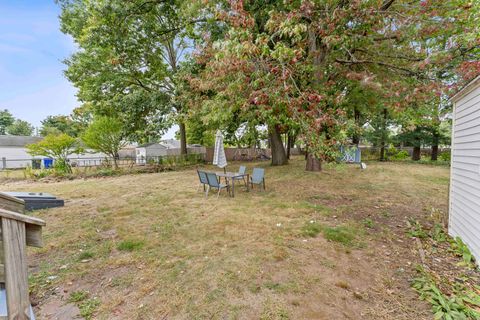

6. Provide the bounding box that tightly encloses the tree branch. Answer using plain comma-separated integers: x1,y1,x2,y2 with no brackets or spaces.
335,58,432,79
380,0,396,11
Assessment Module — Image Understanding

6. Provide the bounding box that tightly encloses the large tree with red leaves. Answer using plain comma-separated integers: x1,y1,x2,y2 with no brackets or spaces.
188,0,479,170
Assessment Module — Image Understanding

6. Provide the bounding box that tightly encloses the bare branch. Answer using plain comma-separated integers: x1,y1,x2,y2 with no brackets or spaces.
380,0,396,11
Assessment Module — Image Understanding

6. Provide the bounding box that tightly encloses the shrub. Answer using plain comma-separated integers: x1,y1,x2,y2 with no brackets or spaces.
412,267,480,320
439,151,451,162
53,159,72,174
450,237,475,267
25,133,82,174
386,145,399,158
81,116,126,169
406,220,429,239
391,150,410,160
23,166,52,179
94,168,119,177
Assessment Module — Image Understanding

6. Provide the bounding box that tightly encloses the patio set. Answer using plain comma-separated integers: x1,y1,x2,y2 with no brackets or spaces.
197,166,265,198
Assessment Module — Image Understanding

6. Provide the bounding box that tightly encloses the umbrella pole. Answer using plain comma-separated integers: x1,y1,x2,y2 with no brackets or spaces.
224,167,226,174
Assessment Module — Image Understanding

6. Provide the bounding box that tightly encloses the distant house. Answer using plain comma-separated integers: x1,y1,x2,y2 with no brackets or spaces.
135,139,206,164
161,139,181,149
135,143,169,164
0,135,42,169
118,145,137,159
449,75,480,262
0,135,109,169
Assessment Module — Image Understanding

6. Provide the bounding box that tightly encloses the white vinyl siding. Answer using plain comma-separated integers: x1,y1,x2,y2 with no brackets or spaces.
0,147,42,168
0,146,107,169
449,77,480,262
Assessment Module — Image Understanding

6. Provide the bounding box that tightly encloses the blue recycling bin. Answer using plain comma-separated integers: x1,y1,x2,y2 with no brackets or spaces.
43,158,53,168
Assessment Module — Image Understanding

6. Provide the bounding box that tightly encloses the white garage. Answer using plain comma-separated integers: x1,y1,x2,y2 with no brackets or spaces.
0,135,43,168
449,75,480,262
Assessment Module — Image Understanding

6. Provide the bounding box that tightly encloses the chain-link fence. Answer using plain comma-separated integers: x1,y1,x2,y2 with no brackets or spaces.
359,146,451,161
0,153,206,180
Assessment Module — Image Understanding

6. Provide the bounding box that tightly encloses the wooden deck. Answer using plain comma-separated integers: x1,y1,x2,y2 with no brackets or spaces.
0,193,45,320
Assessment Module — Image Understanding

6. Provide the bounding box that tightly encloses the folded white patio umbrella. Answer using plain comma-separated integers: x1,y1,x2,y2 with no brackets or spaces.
213,130,227,170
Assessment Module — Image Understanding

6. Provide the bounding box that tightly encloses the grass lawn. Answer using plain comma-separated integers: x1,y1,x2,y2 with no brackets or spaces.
5,157,451,319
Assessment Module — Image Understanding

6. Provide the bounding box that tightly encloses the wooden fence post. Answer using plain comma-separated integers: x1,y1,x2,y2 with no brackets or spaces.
2,218,30,320
0,193,45,320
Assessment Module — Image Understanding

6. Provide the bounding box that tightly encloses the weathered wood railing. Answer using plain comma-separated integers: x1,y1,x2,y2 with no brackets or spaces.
0,193,45,320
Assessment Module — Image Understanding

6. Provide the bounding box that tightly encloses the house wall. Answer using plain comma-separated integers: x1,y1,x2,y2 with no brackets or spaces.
118,148,136,159
136,147,147,164
136,145,169,164
145,146,168,157
67,152,109,167
135,146,207,164
0,146,107,169
0,147,42,169
449,78,480,262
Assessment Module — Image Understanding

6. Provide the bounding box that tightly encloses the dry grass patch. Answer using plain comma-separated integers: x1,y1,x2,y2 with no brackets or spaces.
4,157,452,319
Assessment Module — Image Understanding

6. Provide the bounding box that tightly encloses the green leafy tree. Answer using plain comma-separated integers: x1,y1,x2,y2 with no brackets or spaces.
40,115,82,137
183,114,215,147
26,134,82,173
394,94,452,161
58,0,196,149
0,109,14,135
81,117,126,169
188,0,479,170
71,104,94,133
6,119,34,136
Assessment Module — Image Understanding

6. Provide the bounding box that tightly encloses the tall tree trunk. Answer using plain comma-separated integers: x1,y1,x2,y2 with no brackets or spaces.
431,145,439,161
412,146,421,161
379,145,386,161
379,108,387,161
113,152,119,169
431,131,439,161
305,26,327,170
179,121,187,155
269,125,288,166
352,107,361,145
290,134,296,149
306,153,322,171
286,133,292,159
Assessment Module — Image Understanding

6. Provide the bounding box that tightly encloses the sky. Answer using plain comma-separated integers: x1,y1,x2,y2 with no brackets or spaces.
0,0,78,130
0,0,176,138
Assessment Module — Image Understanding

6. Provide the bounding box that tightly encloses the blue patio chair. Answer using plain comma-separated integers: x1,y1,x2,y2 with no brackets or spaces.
233,165,247,186
250,168,265,191
197,170,208,192
205,172,230,198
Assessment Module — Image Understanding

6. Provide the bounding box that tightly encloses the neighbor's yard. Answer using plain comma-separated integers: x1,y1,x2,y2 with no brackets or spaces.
6,157,451,319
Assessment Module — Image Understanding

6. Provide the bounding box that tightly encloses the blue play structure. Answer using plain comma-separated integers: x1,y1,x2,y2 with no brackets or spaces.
338,145,361,163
